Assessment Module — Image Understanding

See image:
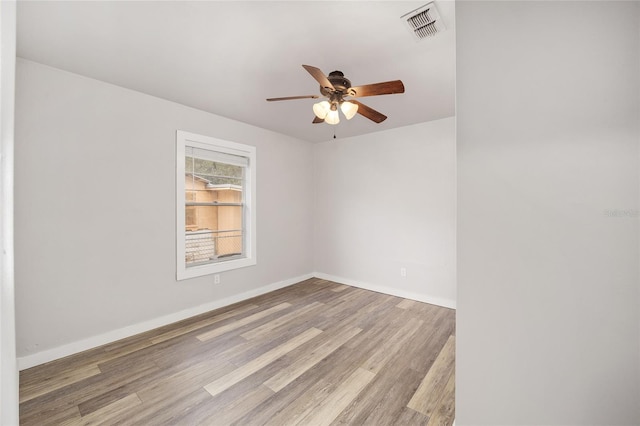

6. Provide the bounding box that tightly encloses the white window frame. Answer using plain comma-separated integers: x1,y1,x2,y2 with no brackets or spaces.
176,130,256,280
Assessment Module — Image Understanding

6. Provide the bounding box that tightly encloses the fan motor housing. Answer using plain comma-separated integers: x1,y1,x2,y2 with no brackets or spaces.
320,71,352,96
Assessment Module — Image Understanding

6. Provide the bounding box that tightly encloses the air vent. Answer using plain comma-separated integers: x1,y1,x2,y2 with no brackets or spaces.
401,2,445,40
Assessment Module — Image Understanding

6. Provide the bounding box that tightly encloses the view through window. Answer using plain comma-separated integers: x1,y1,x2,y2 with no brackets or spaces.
177,131,256,280
184,150,245,265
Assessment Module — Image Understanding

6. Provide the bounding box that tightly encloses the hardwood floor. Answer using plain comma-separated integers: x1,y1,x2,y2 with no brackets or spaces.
19,278,456,425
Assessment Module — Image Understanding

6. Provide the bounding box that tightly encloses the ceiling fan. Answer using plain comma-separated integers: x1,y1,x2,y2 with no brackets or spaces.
266,65,405,125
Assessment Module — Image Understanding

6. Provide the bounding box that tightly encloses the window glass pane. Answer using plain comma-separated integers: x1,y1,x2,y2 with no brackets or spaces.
184,153,245,267
186,206,197,229
186,156,243,184
184,206,244,265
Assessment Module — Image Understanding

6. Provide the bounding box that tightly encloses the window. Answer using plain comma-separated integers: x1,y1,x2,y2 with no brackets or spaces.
176,131,256,280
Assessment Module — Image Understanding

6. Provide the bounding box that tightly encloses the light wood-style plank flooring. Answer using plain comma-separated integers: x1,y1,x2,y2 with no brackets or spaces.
19,278,455,425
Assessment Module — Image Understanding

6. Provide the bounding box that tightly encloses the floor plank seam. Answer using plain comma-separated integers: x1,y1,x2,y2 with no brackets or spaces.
19,280,455,426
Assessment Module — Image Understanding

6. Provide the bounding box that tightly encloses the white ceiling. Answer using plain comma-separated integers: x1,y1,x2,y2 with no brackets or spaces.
16,1,456,143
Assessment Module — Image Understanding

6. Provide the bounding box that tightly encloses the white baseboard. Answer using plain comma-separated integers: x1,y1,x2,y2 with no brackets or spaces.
313,272,456,310
17,273,313,370
18,271,455,370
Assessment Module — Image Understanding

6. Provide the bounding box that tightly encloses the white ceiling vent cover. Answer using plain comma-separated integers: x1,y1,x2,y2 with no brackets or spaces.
401,2,446,40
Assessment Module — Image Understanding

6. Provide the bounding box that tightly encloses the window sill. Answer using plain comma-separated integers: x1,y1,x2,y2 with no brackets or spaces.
177,256,256,280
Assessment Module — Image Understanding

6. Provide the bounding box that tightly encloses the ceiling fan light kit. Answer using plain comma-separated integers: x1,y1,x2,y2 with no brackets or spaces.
324,108,340,125
311,100,358,124
340,101,358,120
312,101,330,120
266,65,405,126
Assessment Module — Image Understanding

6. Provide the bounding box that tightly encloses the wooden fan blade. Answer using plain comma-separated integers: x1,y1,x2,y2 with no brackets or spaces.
349,80,405,98
351,100,387,123
266,95,320,102
302,65,335,91
312,116,324,124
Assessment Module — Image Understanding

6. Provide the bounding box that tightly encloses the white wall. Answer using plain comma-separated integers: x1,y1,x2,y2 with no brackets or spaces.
456,1,640,424
313,118,456,308
14,59,314,366
1,1,19,424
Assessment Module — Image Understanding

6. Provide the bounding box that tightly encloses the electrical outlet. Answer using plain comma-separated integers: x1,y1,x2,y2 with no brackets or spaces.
400,267,407,277
214,274,220,284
